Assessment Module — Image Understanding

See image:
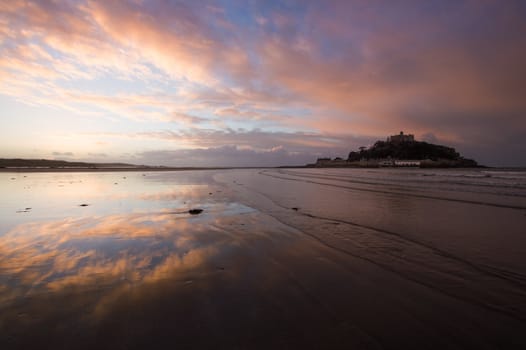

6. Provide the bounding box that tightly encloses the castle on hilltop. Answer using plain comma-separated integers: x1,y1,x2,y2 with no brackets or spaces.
310,130,478,168
387,131,414,143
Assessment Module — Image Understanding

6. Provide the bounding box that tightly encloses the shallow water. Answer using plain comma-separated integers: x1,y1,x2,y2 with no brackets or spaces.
1,169,526,349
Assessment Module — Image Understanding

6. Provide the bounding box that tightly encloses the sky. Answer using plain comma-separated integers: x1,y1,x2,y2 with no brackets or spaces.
1,0,525,167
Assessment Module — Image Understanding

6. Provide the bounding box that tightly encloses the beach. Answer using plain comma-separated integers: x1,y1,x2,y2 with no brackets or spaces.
1,168,525,349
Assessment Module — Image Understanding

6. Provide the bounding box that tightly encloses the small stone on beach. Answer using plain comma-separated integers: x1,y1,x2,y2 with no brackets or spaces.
188,208,203,215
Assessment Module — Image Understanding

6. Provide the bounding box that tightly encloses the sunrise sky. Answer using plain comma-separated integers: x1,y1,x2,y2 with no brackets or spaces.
1,0,525,167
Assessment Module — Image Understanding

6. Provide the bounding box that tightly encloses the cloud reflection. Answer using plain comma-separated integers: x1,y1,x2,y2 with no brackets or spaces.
0,208,253,302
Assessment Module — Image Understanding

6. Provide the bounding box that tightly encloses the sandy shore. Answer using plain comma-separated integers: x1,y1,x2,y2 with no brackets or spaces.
1,169,525,349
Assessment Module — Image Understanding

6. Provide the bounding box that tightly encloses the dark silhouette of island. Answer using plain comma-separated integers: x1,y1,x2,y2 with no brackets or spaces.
311,131,479,168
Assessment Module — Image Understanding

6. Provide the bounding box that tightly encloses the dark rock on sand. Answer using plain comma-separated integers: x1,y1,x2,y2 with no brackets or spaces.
188,209,203,215
79,204,89,207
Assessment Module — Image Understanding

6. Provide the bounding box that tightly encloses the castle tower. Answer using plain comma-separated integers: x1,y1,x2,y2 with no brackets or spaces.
388,131,414,143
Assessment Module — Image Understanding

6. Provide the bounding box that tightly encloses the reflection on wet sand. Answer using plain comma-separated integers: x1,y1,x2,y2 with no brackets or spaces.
3,204,384,349
0,206,265,347
1,170,526,349
0,207,252,297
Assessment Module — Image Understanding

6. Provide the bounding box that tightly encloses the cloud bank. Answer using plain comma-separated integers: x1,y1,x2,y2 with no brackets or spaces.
1,0,525,166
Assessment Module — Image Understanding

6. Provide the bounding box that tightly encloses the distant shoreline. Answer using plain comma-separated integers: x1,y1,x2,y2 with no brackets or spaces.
2,166,525,173
0,166,251,173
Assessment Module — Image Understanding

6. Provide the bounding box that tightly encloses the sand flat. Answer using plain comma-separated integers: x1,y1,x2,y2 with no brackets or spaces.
1,169,525,349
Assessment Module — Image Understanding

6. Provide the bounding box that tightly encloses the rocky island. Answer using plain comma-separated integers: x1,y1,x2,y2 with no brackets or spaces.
311,131,479,168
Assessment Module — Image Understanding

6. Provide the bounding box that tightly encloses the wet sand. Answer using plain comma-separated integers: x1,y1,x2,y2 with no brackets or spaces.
1,169,525,349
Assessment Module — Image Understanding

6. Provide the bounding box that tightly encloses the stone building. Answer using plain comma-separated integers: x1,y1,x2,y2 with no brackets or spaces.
387,131,415,143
